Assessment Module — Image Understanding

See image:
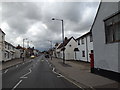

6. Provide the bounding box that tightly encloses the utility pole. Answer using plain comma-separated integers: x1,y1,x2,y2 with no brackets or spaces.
23,38,27,61
52,18,65,64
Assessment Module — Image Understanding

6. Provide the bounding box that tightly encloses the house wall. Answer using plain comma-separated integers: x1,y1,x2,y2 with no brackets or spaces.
0,30,5,62
55,43,63,59
76,35,93,62
4,42,16,61
87,35,93,61
65,38,77,60
15,49,21,59
92,2,119,73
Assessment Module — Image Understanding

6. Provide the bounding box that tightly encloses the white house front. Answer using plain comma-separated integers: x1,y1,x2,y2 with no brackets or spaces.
92,1,120,80
4,41,16,62
76,32,93,62
56,37,77,60
0,28,5,62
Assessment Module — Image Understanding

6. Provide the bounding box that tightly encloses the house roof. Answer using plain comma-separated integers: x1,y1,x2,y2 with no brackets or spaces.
103,10,120,21
4,41,16,48
57,36,76,49
76,31,91,40
90,1,102,32
0,28,6,35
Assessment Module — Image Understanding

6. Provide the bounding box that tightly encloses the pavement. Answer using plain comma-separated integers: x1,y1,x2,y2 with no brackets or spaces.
2,55,79,89
1,56,120,89
0,58,30,70
48,57,120,89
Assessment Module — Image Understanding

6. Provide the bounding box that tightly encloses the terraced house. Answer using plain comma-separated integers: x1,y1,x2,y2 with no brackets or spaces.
4,41,16,62
55,37,77,60
0,28,5,62
92,1,120,80
76,31,93,62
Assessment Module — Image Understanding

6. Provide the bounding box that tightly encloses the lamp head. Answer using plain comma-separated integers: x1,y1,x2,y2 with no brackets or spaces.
52,18,55,20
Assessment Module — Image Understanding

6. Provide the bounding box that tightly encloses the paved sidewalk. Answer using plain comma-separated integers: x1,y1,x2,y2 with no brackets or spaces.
0,58,30,70
48,58,120,89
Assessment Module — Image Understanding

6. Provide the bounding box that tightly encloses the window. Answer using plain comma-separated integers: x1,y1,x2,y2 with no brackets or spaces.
104,11,120,43
5,44,6,48
78,39,80,45
8,52,9,58
2,35,3,41
90,35,93,42
91,50,94,53
82,51,85,57
81,38,84,44
4,53,7,58
69,45,72,47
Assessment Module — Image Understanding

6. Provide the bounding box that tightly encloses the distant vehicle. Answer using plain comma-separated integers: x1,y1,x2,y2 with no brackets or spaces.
45,54,49,58
30,55,35,59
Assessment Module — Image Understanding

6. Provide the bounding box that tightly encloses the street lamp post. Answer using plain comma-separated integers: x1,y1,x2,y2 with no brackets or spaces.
48,40,52,60
52,18,65,64
27,41,32,48
23,38,27,61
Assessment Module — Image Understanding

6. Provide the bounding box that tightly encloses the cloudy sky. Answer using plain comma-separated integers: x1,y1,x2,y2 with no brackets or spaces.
0,0,100,51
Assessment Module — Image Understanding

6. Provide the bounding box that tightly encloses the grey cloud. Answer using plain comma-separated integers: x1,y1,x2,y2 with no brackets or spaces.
1,2,100,51
2,2,42,34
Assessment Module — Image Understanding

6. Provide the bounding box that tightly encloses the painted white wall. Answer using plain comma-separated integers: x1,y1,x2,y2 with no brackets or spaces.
92,2,119,73
15,49,21,58
76,34,93,62
0,31,2,62
56,43,63,59
87,35,93,61
65,38,77,60
0,30,5,62
55,38,77,60
4,42,16,61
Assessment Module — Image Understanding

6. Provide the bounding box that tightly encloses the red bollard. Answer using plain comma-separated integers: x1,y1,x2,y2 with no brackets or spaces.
89,53,94,73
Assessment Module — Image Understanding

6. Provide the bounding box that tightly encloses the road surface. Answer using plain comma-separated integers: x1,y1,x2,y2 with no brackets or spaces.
2,55,80,89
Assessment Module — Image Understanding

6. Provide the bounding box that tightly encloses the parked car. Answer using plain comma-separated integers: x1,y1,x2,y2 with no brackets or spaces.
30,55,35,59
45,54,49,58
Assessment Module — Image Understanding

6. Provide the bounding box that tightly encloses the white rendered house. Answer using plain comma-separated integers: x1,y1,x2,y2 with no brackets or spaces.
56,37,77,60
0,28,5,62
92,1,120,78
4,41,16,61
76,32,93,62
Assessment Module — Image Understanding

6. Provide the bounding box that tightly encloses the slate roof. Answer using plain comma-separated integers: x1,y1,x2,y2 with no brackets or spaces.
0,28,5,35
76,31,91,40
57,36,76,49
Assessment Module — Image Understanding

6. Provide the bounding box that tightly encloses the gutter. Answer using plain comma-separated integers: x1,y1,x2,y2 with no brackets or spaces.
86,36,89,62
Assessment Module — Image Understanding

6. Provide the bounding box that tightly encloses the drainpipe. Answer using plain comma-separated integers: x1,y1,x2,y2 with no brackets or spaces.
86,36,88,62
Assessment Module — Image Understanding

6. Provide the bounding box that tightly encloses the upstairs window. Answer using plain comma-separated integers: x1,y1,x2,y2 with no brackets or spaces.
78,39,80,45
90,35,93,42
82,51,85,57
69,45,72,47
104,11,120,43
81,38,84,44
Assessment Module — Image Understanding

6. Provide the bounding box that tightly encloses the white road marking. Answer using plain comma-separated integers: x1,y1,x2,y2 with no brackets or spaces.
49,64,51,67
52,67,84,89
16,65,18,68
57,75,64,78
12,80,22,90
41,60,44,62
90,86,95,90
63,76,84,90
46,60,48,62
4,69,8,73
20,68,31,79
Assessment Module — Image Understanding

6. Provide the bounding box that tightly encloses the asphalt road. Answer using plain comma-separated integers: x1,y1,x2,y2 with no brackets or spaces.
2,55,80,89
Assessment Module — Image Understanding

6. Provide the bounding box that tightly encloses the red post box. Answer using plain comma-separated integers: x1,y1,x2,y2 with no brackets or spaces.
89,53,94,73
